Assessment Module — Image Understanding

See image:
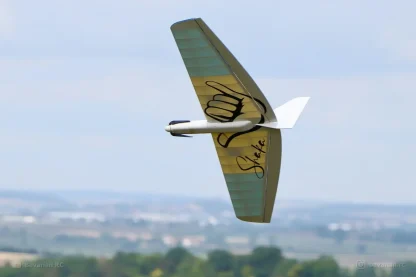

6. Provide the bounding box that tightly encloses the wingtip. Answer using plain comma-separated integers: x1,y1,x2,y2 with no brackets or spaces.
236,216,270,223
170,18,202,29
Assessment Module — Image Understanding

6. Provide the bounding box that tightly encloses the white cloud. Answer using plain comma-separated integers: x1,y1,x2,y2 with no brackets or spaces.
378,28,416,62
257,73,416,129
1,58,415,127
2,0,415,73
1,56,415,202
0,0,415,202
0,59,200,118
0,1,15,38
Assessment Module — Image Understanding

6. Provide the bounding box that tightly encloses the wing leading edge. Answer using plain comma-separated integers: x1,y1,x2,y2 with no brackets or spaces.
171,18,282,223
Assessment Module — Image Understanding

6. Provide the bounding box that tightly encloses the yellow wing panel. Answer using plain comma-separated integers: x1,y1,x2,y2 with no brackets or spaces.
171,18,282,222
171,19,268,123
213,130,268,175
211,129,269,220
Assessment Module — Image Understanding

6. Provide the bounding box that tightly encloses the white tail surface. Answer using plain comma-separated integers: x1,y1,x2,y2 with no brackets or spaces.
257,97,310,129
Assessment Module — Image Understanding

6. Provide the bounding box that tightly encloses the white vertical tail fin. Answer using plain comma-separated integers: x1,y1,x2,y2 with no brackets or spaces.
257,97,310,129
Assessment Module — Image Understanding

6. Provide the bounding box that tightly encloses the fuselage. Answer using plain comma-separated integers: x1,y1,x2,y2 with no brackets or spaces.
165,120,256,135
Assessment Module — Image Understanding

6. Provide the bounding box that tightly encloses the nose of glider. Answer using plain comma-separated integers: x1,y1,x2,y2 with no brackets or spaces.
164,125,170,132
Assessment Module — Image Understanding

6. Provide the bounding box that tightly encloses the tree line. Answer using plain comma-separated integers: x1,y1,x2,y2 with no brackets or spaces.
0,246,415,277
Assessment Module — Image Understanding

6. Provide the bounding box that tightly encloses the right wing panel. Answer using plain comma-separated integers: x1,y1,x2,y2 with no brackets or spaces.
212,127,282,223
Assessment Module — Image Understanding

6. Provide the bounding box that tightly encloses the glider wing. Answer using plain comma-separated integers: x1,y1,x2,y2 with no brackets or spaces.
171,18,282,223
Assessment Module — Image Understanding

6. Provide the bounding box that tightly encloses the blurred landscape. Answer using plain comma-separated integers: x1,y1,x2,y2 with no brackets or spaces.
0,189,415,276
2,0,415,275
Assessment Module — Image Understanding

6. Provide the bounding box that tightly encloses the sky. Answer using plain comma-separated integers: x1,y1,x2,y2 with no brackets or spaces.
0,0,415,204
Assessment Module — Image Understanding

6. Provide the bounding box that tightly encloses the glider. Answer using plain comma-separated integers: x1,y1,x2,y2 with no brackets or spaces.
165,18,310,223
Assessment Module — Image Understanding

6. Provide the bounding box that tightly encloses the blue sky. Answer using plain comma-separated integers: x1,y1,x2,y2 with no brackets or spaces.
0,0,415,203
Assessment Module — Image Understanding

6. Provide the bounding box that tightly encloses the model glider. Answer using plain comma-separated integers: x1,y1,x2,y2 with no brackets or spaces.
165,18,310,223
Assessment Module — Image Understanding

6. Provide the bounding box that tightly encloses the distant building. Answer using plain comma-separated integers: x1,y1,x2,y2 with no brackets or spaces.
111,231,153,242
48,212,105,222
162,235,178,247
181,236,206,247
131,212,190,223
1,215,36,224
199,216,219,226
61,229,101,238
225,236,250,245
327,222,352,231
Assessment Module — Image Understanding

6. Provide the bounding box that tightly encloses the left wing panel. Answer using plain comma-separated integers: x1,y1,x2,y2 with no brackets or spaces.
170,18,276,124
